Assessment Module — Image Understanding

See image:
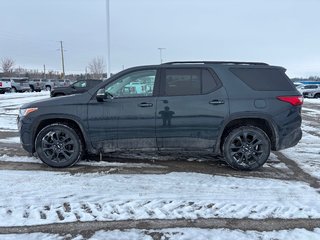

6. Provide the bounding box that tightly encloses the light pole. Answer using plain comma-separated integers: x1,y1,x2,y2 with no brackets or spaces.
59,41,65,78
158,47,166,64
106,0,111,77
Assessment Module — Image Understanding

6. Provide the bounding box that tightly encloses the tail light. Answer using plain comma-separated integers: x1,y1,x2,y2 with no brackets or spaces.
277,96,303,106
0,82,2,87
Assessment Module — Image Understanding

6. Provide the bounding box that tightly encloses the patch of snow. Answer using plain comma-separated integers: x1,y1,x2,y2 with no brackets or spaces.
0,155,166,169
0,137,20,144
0,155,41,163
0,92,49,130
0,233,64,240
281,124,320,180
2,228,320,240
1,171,320,226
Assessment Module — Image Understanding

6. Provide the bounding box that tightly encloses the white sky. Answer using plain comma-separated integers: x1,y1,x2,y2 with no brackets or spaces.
1,0,319,77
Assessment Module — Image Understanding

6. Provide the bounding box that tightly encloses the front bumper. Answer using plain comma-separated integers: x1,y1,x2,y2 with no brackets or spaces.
17,115,34,153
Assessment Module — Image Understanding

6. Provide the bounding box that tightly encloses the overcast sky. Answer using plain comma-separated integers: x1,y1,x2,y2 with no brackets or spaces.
1,0,319,77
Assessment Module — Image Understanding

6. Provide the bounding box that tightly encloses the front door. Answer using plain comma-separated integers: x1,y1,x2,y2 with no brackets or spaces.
87,68,159,152
156,67,229,151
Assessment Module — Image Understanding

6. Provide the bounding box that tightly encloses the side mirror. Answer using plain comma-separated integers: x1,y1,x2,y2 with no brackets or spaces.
96,88,114,102
96,94,105,102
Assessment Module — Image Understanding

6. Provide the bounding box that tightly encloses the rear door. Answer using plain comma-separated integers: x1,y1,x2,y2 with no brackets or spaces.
156,67,229,150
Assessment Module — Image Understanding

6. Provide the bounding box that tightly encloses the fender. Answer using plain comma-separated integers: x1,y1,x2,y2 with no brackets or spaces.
214,112,279,154
31,113,95,154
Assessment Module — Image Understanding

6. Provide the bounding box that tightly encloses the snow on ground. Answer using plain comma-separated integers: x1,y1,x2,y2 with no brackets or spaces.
0,91,49,131
281,128,320,180
1,170,320,226
281,99,320,180
0,136,20,144
1,228,320,240
0,155,167,169
0,92,319,234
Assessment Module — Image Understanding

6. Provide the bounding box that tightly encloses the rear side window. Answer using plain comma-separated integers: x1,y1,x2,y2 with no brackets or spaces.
163,68,218,96
230,68,295,91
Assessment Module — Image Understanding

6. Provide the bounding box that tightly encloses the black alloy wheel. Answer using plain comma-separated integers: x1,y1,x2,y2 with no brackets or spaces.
223,126,271,170
35,123,83,167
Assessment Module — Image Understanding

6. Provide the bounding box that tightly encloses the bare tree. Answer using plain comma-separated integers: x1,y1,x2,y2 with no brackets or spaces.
1,57,15,76
87,57,105,79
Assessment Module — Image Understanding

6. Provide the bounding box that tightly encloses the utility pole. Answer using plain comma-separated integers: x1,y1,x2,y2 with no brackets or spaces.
158,48,166,64
106,0,111,77
60,41,65,78
43,64,46,79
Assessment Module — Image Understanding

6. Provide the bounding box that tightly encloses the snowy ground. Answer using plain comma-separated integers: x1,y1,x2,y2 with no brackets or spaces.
2,228,320,240
0,92,319,239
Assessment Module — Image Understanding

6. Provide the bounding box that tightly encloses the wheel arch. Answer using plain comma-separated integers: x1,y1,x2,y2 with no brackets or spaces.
32,115,92,154
216,115,278,154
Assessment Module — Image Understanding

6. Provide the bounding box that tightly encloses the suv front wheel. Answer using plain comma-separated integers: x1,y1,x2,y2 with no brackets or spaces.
35,123,83,167
223,126,271,170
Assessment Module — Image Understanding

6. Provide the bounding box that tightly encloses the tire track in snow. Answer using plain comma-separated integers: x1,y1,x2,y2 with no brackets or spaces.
274,151,320,189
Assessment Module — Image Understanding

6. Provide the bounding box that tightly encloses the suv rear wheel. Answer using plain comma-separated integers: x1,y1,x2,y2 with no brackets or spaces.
35,123,83,167
315,93,320,98
223,126,271,170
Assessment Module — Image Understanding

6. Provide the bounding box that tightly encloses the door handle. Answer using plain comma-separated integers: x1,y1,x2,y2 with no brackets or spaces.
209,100,224,105
138,102,153,107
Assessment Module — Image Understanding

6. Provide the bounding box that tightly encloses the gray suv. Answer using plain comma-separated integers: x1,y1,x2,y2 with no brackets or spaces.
18,61,303,170
10,78,31,92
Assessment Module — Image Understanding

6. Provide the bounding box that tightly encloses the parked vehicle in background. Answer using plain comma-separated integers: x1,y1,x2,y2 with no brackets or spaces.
302,84,320,98
10,77,31,92
29,79,44,92
57,79,71,87
0,78,12,94
41,79,59,91
50,79,102,97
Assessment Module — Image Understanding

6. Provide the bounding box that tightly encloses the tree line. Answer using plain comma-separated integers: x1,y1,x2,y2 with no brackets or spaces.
0,56,106,80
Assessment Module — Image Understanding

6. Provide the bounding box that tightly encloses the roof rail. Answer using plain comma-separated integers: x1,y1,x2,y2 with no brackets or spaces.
162,61,269,66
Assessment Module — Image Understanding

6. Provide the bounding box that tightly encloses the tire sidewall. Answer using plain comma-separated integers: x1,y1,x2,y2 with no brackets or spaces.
223,126,271,171
35,124,82,168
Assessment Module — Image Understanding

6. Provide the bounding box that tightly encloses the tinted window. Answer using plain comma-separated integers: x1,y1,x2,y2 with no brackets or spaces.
163,68,218,96
164,69,201,96
202,69,218,94
230,68,295,91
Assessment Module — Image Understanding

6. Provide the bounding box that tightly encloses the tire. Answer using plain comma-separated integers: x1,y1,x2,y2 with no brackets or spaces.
35,123,83,168
315,93,320,99
46,86,51,91
11,87,17,93
222,126,271,171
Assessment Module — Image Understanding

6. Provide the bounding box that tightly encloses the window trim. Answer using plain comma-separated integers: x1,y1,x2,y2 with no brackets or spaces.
159,67,222,97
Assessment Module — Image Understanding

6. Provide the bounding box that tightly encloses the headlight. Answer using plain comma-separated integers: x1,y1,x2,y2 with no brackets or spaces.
19,108,38,117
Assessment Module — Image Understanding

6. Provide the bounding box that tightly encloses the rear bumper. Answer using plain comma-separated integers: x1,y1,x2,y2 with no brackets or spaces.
277,127,302,150
0,88,11,92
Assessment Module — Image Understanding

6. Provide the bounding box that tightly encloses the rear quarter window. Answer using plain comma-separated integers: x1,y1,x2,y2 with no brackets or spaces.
230,68,295,91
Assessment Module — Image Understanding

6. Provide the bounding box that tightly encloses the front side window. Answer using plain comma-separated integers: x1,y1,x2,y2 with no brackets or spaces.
73,81,87,88
105,69,156,98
